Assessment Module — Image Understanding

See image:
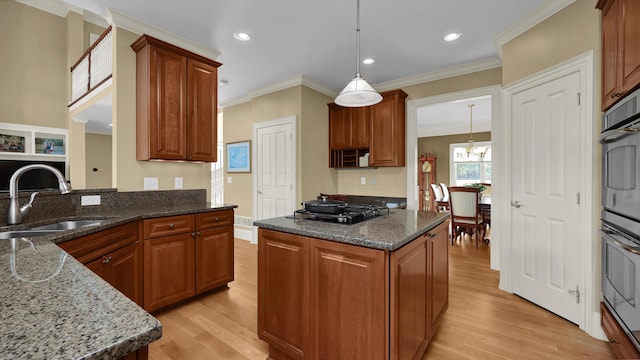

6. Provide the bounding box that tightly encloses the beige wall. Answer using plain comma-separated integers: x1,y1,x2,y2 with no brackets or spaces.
502,0,600,86
85,133,113,188
222,102,254,217
418,132,491,186
0,1,68,129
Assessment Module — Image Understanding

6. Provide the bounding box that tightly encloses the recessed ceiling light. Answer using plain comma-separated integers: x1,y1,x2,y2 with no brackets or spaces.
219,79,229,86
444,33,462,42
362,58,375,65
233,32,251,41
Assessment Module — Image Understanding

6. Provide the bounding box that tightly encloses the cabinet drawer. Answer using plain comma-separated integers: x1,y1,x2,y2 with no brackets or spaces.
143,215,195,239
601,302,640,359
59,222,139,264
196,210,233,229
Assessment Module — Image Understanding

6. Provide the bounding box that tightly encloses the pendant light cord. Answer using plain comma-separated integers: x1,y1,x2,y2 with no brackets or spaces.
355,0,361,77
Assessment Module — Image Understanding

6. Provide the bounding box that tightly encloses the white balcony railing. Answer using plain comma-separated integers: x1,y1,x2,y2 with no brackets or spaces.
69,26,112,106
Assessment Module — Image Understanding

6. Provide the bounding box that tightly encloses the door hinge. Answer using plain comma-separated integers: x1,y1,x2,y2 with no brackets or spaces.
290,134,292,140
577,92,581,105
576,192,580,205
568,284,580,304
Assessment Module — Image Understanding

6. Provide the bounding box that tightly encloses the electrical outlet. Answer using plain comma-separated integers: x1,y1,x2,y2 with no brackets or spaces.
371,178,377,185
228,176,233,184
175,177,183,189
144,177,158,190
360,176,366,185
81,195,101,206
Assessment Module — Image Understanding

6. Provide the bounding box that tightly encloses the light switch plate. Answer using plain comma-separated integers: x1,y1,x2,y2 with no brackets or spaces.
228,176,233,184
81,195,101,206
144,177,158,190
175,177,183,189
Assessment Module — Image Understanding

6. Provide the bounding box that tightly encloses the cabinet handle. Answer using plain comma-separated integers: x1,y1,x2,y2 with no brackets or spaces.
103,256,112,264
215,217,220,222
192,232,196,238
197,231,201,236
609,339,617,344
169,224,175,229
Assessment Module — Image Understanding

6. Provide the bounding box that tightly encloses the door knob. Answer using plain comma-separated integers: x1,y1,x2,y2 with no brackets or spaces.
511,200,522,208
257,190,263,194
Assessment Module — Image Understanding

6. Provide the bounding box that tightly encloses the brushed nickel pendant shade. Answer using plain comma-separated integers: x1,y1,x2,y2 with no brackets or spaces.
335,0,382,107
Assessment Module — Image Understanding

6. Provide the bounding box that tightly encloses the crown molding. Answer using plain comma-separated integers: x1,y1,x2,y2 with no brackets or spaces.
220,75,336,109
417,121,491,138
494,0,576,59
105,9,221,60
15,0,75,17
374,57,502,92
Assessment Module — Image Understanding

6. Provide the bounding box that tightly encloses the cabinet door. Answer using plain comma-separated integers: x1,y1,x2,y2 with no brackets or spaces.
619,0,640,95
86,242,143,306
329,104,350,150
187,59,218,162
350,106,370,148
258,229,309,359
601,302,640,359
143,233,195,312
369,90,407,167
601,0,618,109
147,45,187,160
196,225,234,293
310,238,386,360
390,233,428,360
428,221,449,337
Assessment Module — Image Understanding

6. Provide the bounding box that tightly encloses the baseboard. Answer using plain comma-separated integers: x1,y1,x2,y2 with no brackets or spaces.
234,226,252,242
590,311,607,341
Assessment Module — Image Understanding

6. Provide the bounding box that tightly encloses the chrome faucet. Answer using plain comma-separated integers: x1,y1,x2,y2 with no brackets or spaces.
7,164,72,225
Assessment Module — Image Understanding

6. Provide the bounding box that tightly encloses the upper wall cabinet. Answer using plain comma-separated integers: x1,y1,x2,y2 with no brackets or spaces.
328,89,407,168
131,35,222,162
597,0,640,110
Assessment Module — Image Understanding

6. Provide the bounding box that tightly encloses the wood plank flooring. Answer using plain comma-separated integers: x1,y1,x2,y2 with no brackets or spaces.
148,237,615,360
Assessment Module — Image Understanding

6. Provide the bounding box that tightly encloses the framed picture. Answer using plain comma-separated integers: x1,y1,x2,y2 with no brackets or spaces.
35,137,65,155
0,134,25,153
226,140,251,173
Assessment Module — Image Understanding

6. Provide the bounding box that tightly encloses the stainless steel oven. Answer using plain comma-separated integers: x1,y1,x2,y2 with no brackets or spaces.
600,88,640,222
601,211,640,351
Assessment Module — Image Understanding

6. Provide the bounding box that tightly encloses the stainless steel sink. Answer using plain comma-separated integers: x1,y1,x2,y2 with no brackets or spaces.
0,230,63,239
30,220,105,231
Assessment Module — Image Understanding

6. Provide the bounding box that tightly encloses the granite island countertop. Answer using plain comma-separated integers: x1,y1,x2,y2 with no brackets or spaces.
0,202,236,359
254,209,449,251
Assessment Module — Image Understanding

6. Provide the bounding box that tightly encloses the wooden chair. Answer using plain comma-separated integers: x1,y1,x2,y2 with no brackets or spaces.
439,183,450,211
430,184,447,212
448,186,484,249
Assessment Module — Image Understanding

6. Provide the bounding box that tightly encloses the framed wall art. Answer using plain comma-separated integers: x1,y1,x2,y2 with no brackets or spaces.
226,140,251,173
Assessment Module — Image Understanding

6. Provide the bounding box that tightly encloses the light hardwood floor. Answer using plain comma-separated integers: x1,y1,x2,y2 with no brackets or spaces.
148,237,615,360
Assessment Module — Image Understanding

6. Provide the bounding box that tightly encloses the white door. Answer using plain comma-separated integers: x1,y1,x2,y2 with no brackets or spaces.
254,118,296,223
510,71,582,324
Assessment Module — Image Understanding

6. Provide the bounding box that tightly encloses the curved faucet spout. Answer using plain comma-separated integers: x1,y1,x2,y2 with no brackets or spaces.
7,164,72,225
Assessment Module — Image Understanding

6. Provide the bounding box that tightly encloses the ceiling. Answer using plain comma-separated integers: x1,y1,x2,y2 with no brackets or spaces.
47,0,568,135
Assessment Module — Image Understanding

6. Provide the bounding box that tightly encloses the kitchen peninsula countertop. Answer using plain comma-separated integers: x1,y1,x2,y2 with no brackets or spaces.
0,202,236,360
254,209,449,251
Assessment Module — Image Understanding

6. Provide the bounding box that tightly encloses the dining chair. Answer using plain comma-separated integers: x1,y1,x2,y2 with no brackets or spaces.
439,183,450,211
430,184,447,212
448,186,484,249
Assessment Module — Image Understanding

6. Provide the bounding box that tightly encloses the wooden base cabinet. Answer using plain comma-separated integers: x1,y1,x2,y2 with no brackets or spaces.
59,222,142,306
601,302,640,359
258,220,449,360
143,211,234,312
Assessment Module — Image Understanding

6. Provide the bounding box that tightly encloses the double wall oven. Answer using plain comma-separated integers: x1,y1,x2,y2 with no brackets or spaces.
600,87,640,352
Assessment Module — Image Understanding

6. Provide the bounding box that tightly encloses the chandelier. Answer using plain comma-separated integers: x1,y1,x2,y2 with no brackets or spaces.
466,104,486,159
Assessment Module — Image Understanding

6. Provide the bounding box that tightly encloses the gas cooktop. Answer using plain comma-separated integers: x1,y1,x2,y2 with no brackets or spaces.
294,204,389,224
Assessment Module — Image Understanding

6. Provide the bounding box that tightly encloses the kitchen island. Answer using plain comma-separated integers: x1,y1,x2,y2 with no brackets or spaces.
0,190,236,360
254,209,450,360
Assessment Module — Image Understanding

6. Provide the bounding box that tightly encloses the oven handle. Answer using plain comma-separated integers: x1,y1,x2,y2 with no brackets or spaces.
599,127,640,143
600,229,640,255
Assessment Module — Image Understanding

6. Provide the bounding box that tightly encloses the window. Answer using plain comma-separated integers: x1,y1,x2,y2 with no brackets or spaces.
450,141,491,186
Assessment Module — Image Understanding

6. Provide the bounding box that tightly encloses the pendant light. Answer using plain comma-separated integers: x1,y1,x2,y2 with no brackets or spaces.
335,0,382,107
466,104,475,157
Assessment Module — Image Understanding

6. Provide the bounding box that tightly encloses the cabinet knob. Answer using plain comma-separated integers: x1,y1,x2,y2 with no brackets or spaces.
103,256,112,264
215,217,220,222
192,232,196,237
169,224,175,229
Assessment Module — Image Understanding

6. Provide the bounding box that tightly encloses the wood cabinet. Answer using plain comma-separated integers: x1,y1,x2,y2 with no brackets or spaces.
59,222,142,306
131,34,221,162
143,210,234,312
597,0,640,110
390,220,448,359
328,90,407,168
257,219,449,360
369,90,407,167
601,302,640,359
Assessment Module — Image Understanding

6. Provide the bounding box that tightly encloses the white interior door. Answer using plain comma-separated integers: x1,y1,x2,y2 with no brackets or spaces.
510,71,582,324
254,117,296,226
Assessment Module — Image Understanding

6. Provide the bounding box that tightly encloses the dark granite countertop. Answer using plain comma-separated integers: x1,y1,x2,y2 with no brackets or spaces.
254,209,449,251
0,201,236,359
